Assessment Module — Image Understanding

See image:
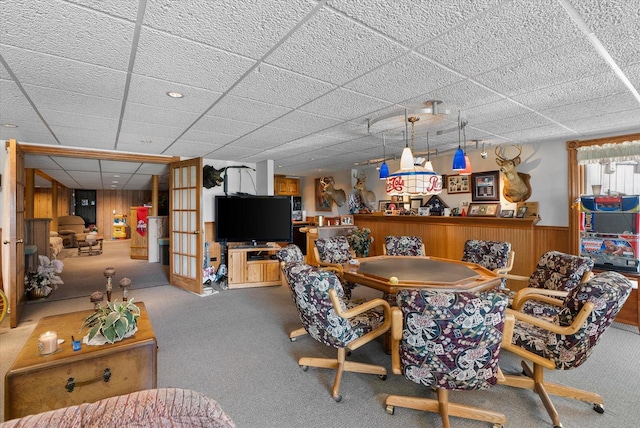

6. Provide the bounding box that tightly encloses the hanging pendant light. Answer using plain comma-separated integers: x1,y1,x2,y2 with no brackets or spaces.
379,134,389,179
459,124,472,175
424,132,434,172
400,109,414,170
452,111,466,171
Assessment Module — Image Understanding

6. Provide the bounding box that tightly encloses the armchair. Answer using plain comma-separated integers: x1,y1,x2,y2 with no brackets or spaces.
501,271,632,428
461,239,514,288
282,262,390,402
276,244,308,341
385,289,514,428
502,251,594,317
313,235,358,299
57,215,89,248
383,235,425,256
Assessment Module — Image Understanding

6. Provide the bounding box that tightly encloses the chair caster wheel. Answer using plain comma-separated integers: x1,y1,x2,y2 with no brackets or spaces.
378,374,387,380
334,394,342,402
385,405,394,415
290,337,296,342
300,365,308,371
593,403,605,414
492,424,503,428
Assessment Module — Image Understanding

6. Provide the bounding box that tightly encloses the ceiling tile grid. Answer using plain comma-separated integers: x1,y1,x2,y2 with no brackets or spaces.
2,0,640,190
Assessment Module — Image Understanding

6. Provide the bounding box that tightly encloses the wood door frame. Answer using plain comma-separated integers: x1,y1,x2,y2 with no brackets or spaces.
567,132,640,255
169,157,204,294
5,142,181,327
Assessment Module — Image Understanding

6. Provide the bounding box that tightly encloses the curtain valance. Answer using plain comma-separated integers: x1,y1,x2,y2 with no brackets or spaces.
577,140,640,164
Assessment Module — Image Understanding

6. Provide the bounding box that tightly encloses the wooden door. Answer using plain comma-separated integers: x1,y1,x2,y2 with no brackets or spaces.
169,158,203,294
5,139,26,327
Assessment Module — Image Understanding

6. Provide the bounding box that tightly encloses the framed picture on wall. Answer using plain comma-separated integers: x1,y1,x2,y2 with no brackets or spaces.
445,174,471,194
467,203,501,217
378,200,391,211
471,170,500,201
315,178,332,211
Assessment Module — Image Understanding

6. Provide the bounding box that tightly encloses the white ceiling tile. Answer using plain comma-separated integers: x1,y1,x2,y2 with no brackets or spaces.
52,156,100,171
100,161,142,174
133,28,256,92
571,0,640,31
163,140,224,158
126,75,222,113
300,88,392,120
191,114,261,136
268,111,342,134
67,0,140,21
266,7,407,85
418,0,582,76
328,0,500,48
1,0,134,69
24,85,122,119
122,103,200,129
344,53,463,103
229,64,337,108
179,129,238,147
207,145,262,160
143,0,316,59
597,18,640,67
475,38,611,97
206,95,292,124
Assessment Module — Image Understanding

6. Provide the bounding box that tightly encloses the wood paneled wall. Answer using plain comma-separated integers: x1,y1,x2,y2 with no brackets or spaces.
32,188,151,238
353,214,570,292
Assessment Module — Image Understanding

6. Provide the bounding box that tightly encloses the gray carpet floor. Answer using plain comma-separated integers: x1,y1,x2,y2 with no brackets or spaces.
2,280,640,427
34,239,169,302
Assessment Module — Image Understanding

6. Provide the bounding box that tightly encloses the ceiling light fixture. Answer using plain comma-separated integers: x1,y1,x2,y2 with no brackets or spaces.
1,123,18,128
459,124,472,176
386,114,442,197
452,112,466,171
379,134,389,179
424,132,434,172
166,91,184,98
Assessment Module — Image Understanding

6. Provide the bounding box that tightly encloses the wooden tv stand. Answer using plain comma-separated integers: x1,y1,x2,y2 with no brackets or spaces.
227,243,282,289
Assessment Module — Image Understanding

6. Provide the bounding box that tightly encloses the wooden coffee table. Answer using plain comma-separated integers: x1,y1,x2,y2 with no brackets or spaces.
77,234,104,256
4,302,157,420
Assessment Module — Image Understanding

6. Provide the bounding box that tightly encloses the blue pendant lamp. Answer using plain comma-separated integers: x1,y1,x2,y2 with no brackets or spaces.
459,123,472,175
379,134,389,179
452,111,466,171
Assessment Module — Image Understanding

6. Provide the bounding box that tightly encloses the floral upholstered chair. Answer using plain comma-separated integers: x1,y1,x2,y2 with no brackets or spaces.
313,236,358,299
461,239,513,288
282,262,390,402
383,236,425,256
505,251,594,317
501,271,632,428
385,289,514,427
276,244,308,341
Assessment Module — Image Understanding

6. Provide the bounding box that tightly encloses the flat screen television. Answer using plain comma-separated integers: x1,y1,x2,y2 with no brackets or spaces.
215,195,292,246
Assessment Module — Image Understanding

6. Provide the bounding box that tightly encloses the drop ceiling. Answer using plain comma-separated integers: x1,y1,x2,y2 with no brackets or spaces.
2,0,640,190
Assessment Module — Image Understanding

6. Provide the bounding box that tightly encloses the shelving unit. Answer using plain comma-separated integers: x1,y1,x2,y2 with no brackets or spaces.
227,243,281,289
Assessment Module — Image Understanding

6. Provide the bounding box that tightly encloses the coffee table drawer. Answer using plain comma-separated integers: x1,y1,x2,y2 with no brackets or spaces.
5,339,156,420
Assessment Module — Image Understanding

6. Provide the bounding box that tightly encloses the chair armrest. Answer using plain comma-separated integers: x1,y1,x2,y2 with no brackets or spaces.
390,307,403,375
500,273,530,282
511,288,568,311
329,289,391,350
501,313,515,348
494,250,516,275
506,302,595,336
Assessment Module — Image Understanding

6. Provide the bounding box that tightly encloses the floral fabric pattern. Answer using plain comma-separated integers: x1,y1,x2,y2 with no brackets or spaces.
275,244,304,264
385,236,425,256
462,240,511,288
396,289,508,391
282,262,384,349
511,271,632,370
507,251,594,315
315,236,353,264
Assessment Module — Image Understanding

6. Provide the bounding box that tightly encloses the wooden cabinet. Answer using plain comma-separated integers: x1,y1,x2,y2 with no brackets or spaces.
5,303,157,420
274,175,300,196
227,244,281,288
129,207,148,259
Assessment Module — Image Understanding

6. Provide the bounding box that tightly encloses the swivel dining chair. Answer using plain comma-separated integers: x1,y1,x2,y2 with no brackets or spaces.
282,262,390,402
501,271,632,428
503,251,594,317
313,235,358,298
385,289,514,428
383,235,425,256
276,244,309,341
461,239,514,288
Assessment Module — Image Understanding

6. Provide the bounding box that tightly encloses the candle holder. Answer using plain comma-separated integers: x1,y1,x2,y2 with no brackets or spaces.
119,277,132,300
103,267,116,302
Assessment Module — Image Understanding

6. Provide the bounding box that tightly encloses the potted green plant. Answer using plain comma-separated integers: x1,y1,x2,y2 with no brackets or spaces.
81,299,140,344
347,227,372,258
24,255,64,299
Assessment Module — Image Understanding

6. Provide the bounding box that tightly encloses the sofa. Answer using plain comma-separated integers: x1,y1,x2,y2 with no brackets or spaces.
0,388,235,428
49,232,64,259
57,215,88,248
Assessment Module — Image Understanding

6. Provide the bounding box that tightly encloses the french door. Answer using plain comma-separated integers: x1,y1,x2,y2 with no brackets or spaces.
169,158,203,294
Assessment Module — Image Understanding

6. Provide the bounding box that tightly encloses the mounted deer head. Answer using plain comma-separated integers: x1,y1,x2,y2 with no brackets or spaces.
320,177,347,207
353,172,376,211
495,145,532,202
